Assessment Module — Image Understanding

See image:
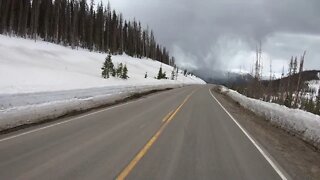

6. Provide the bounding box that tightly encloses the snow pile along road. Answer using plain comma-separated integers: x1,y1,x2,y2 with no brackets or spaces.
0,84,180,131
218,86,320,150
0,35,205,131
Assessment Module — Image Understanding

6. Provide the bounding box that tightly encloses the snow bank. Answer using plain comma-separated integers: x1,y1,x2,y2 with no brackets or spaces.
0,84,180,131
217,86,320,150
0,35,205,130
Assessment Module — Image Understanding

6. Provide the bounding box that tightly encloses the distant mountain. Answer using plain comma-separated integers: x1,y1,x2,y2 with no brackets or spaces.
195,70,254,86
195,69,320,91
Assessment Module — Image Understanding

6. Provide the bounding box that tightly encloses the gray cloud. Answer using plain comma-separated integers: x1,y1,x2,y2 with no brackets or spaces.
105,0,320,79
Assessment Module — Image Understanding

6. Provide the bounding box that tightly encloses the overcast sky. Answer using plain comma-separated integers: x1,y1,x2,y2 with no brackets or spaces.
103,0,320,79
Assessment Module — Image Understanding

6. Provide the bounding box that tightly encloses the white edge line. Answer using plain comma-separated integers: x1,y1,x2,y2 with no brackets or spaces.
0,97,143,143
209,89,288,180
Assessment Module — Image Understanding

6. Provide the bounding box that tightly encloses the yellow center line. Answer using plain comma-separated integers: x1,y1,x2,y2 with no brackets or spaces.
162,110,174,123
116,89,197,180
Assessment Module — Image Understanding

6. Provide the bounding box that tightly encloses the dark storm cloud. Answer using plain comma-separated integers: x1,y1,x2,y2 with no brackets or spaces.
106,0,320,78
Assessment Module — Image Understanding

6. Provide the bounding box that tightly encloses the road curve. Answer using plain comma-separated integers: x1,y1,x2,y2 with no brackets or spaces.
0,85,283,179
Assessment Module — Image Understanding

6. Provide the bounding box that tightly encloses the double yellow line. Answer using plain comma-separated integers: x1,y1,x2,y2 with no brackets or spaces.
117,90,196,180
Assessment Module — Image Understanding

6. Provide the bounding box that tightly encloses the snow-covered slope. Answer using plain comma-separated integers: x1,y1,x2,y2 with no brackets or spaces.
218,86,320,150
0,35,204,94
0,35,205,130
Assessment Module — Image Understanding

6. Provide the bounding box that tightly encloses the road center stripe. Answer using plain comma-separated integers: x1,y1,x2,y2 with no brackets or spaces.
162,110,174,123
116,89,196,180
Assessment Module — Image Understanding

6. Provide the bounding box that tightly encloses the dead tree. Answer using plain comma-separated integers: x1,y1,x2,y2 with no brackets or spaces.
294,51,306,107
266,58,273,102
279,66,285,103
252,42,263,98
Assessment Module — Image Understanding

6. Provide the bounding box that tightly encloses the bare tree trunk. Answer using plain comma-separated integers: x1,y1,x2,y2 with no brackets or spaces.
43,0,50,41
54,0,60,43
17,0,24,36
9,0,16,35
294,51,306,107
1,0,11,34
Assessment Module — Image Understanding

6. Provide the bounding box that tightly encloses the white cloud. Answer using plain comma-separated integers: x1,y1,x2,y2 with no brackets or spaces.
172,45,198,70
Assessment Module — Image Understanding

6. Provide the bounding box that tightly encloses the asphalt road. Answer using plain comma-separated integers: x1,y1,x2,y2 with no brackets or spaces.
0,85,284,180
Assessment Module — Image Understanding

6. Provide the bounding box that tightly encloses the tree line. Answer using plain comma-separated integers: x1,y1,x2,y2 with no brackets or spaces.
0,0,175,65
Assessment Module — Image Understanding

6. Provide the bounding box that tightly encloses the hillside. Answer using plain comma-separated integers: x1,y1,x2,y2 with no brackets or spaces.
0,35,205,95
0,35,204,130
262,70,320,91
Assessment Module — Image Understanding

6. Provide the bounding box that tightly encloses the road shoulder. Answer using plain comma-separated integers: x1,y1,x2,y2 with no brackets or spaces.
211,89,320,180
0,87,174,135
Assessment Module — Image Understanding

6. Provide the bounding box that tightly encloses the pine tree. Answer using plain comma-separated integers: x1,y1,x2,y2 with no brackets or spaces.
156,65,167,79
121,64,128,79
0,0,175,66
311,87,320,114
305,97,315,113
53,0,60,43
284,94,292,108
101,58,109,79
157,65,163,79
315,93,320,115
88,0,94,51
101,52,114,78
70,0,79,49
111,68,116,77
175,67,179,80
116,63,123,77
184,69,188,76
8,0,17,34
109,57,115,77
171,69,175,80
162,71,167,79
1,0,11,34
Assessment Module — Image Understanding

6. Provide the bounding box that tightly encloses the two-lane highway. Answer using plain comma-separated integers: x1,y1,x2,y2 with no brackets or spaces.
0,85,285,179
